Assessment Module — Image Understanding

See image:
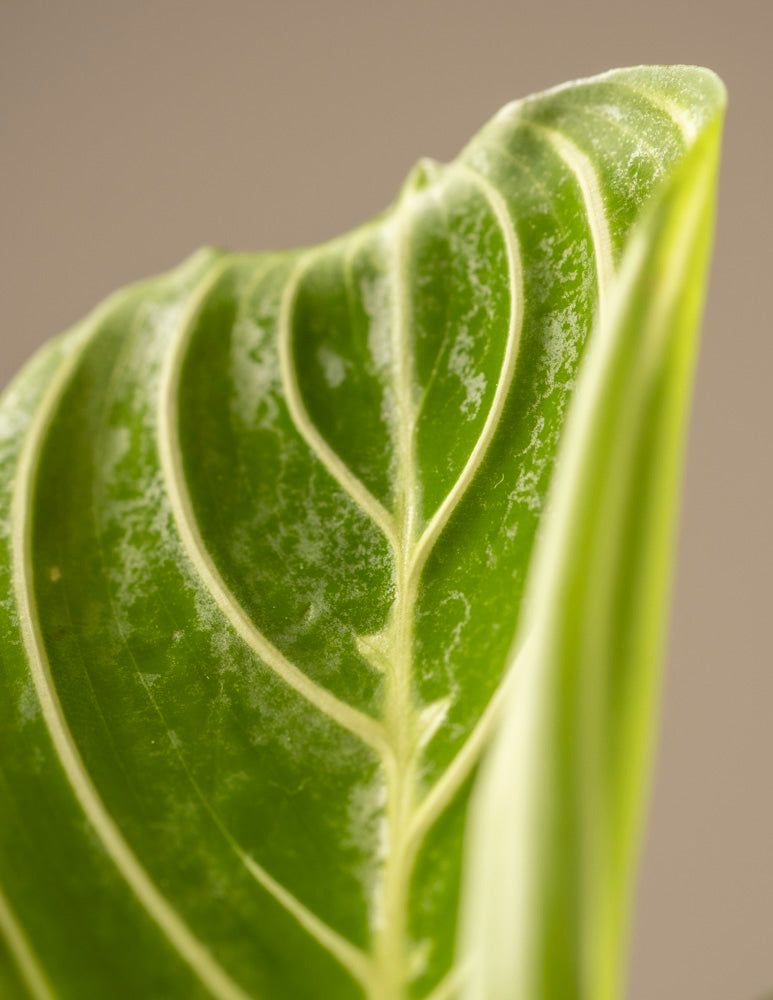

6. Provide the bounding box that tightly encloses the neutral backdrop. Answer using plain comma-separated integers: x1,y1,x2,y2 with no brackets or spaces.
2,2,770,998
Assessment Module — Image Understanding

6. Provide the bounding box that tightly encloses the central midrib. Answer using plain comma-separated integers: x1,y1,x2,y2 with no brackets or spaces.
367,197,426,1000
362,166,526,999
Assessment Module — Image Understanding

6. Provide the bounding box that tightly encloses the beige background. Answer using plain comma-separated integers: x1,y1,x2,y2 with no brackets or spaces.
2,1,770,997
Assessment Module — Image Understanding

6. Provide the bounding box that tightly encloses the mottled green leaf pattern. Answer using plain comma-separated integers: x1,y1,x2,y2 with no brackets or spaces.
0,67,724,1000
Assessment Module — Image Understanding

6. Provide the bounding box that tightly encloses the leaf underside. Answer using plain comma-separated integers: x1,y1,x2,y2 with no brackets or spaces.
0,66,724,1000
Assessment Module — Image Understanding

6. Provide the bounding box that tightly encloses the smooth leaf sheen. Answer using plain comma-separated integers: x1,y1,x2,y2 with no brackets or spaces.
0,66,724,1000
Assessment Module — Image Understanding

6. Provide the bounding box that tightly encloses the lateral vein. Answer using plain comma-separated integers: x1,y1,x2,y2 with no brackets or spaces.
523,121,615,327
409,163,524,582
278,251,399,551
12,325,254,1000
421,960,470,1000
618,82,698,143
158,262,389,758
407,640,525,850
239,852,376,990
0,886,55,1000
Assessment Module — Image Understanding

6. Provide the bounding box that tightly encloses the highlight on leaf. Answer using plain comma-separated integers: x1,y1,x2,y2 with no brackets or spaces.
0,65,724,1000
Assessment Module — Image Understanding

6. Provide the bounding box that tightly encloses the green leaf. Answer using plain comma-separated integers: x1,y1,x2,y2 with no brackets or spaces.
0,66,724,1000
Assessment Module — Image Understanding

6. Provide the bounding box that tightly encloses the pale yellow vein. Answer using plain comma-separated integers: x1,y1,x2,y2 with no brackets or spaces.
407,642,524,852
11,318,254,1000
621,83,699,144
407,162,524,585
421,959,471,1000
278,249,399,551
239,852,376,990
158,261,389,758
0,886,55,1000
523,121,616,326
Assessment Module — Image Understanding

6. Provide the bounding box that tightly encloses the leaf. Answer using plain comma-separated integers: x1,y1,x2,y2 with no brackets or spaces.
0,66,724,1000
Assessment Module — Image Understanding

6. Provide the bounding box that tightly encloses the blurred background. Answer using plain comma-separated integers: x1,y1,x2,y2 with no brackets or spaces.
2,2,770,997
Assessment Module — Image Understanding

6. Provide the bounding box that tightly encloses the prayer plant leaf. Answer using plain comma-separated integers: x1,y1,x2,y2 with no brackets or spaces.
0,66,724,1000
